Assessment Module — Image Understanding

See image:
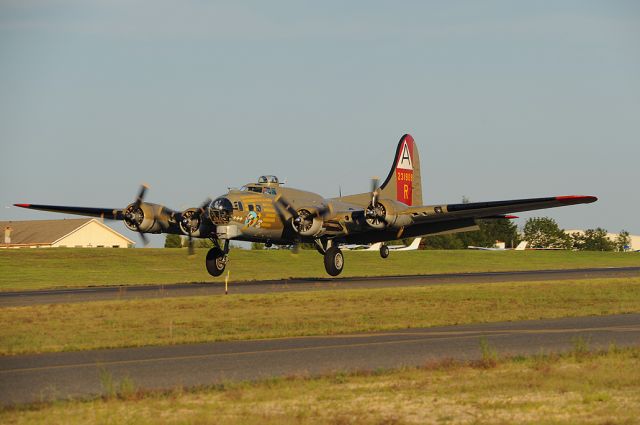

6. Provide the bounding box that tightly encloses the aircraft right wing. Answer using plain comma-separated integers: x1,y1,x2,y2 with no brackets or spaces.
406,195,597,224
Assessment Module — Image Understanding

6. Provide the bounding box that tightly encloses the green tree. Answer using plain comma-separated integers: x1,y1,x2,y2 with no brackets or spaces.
251,242,265,250
456,219,520,248
615,231,631,252
523,217,571,249
422,234,465,250
164,234,183,248
572,228,615,251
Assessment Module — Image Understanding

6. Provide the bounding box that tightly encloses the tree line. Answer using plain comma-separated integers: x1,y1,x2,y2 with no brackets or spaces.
422,216,631,251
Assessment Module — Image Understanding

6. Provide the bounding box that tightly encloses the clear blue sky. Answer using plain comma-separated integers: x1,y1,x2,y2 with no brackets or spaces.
1,1,638,247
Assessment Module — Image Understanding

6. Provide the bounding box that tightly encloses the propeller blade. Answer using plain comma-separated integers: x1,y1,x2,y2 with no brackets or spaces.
274,194,299,219
198,198,212,214
134,222,149,246
370,177,379,194
187,234,195,256
371,177,379,207
134,184,149,207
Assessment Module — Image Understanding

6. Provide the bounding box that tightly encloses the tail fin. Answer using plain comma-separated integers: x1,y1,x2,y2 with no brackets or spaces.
394,237,422,251
379,134,423,206
515,241,528,251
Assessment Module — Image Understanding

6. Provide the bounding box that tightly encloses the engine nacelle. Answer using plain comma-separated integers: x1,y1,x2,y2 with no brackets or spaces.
292,208,324,237
179,207,216,238
365,200,412,230
123,202,166,234
179,208,201,236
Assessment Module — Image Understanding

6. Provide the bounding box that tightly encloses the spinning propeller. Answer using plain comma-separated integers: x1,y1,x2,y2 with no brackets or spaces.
274,194,332,234
180,198,211,255
365,177,387,227
274,194,333,252
123,184,150,246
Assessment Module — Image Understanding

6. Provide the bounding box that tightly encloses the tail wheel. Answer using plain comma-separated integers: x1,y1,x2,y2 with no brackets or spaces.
323,246,344,276
379,244,389,259
206,247,227,276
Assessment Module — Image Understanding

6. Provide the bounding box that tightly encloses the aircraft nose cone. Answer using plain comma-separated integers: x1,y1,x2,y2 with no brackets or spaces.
208,197,233,224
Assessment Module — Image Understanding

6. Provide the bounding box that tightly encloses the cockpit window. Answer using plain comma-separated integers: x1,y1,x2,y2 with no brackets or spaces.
258,175,279,184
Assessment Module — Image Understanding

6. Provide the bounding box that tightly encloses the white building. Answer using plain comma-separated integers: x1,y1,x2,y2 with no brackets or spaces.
1,219,134,249
565,229,640,251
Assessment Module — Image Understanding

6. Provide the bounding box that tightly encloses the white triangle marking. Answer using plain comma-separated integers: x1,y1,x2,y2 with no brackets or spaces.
396,141,412,170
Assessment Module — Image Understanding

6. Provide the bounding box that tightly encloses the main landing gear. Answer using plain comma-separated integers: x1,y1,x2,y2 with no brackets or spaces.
314,239,344,277
205,240,229,277
323,246,344,277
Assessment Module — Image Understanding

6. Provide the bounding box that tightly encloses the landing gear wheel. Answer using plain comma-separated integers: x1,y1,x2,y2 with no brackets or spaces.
206,247,227,277
323,246,344,277
380,244,389,259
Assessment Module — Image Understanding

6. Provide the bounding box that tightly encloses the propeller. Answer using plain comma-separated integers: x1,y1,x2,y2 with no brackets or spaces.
124,184,150,246
365,177,387,227
274,194,332,235
180,198,212,256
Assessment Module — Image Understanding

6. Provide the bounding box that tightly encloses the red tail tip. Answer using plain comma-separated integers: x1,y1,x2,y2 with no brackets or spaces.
14,204,31,208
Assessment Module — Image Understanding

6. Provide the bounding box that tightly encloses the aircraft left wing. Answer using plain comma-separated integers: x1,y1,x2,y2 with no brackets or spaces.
14,204,124,220
406,195,597,223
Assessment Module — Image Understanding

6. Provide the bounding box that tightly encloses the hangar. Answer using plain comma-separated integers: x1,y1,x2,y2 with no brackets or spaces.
1,219,134,249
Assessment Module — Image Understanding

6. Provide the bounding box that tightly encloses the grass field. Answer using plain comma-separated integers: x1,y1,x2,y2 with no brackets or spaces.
1,277,638,355
2,347,639,424
0,248,639,291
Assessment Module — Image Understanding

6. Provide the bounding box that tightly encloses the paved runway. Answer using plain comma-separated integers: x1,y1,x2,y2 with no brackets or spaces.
1,313,638,406
1,266,638,307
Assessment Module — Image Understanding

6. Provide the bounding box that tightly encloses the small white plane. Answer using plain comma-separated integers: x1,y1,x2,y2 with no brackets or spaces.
389,237,422,251
342,237,421,258
341,242,381,251
468,241,528,251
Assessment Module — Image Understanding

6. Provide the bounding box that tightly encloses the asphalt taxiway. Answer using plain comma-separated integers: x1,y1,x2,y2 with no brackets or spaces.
1,313,639,406
1,266,638,307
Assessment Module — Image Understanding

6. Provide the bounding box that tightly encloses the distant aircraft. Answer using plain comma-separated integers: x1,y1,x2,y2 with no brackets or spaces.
15,134,596,277
389,237,422,251
343,238,421,257
468,241,528,251
342,242,382,251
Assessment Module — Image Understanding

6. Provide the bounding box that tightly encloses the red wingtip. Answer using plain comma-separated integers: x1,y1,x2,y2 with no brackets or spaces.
556,195,598,203
504,215,519,219
14,204,31,208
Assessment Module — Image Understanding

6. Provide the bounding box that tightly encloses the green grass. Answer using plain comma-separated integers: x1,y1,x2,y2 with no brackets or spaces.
2,347,639,424
0,248,639,291
1,277,638,355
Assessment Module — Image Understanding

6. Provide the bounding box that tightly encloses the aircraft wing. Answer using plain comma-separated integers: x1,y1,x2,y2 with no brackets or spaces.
14,204,124,220
407,196,597,224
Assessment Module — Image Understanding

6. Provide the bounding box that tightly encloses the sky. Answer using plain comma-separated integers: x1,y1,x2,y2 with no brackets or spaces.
1,1,639,247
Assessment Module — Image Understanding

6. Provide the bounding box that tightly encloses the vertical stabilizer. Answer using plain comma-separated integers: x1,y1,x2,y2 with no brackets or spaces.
379,134,423,206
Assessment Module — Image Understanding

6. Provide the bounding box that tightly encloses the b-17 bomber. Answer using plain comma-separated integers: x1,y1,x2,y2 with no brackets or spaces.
15,134,597,276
